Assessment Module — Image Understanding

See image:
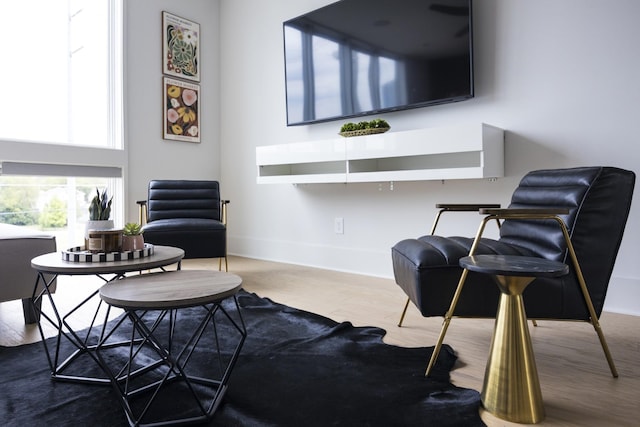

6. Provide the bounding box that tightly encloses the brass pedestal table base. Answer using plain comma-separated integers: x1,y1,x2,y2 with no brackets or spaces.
459,255,569,424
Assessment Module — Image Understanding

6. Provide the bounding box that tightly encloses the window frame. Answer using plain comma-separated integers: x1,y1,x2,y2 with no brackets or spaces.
0,0,125,225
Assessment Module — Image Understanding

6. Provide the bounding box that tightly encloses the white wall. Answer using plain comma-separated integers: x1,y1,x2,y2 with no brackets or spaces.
217,0,640,315
123,1,640,316
124,0,221,218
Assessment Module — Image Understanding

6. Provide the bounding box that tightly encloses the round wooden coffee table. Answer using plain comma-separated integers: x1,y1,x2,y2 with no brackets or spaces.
97,269,246,426
30,245,185,384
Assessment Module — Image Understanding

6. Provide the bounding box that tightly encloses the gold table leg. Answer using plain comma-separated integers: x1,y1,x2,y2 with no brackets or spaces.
482,275,545,424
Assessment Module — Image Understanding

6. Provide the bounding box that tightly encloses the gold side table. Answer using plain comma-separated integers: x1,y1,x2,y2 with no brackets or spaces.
459,254,569,424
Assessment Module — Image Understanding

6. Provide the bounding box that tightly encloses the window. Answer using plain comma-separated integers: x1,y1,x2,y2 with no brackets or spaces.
1,0,122,148
0,0,124,250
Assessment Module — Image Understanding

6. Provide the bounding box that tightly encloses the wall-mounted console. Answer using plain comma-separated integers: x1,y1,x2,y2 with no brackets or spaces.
256,123,504,184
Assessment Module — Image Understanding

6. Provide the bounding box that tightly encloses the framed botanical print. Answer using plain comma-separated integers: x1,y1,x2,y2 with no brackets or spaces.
163,77,200,143
162,11,200,82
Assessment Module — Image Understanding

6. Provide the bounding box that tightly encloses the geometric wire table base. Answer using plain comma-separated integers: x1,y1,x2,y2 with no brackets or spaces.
30,246,186,385
96,298,246,426
32,272,127,385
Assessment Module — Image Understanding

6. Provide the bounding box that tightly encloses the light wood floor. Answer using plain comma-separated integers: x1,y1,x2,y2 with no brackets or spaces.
1,256,638,426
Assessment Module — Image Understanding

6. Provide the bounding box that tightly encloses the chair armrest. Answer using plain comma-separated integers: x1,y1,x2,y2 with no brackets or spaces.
436,203,501,211
430,204,501,235
479,207,569,217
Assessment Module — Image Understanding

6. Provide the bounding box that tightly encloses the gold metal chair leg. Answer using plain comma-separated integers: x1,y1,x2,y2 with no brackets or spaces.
556,218,618,378
426,318,452,376
590,318,618,377
220,200,229,273
398,297,411,327
425,216,493,376
425,268,469,376
218,256,228,272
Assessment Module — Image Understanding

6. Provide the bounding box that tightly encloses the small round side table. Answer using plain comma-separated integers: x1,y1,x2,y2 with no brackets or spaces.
97,269,246,426
459,254,569,424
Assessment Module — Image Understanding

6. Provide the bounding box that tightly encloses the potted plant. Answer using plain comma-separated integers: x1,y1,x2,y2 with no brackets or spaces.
85,188,115,251
89,187,112,222
339,118,390,137
122,222,145,251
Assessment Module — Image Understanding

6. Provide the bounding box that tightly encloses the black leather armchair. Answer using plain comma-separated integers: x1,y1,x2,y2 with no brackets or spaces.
392,166,635,376
138,180,229,270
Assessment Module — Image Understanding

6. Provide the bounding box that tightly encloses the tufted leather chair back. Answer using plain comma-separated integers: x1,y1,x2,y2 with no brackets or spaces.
501,167,633,258
500,167,634,307
147,180,221,223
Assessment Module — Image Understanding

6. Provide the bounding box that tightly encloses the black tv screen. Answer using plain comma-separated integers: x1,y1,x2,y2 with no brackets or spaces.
283,0,474,126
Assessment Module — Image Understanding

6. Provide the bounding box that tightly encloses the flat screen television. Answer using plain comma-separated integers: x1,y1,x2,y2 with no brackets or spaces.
283,0,474,126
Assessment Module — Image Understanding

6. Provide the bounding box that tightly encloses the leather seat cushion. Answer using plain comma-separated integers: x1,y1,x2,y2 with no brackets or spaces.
392,236,574,319
143,218,225,259
143,218,225,233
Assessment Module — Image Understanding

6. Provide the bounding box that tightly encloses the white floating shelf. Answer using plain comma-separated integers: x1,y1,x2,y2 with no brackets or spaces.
256,123,504,184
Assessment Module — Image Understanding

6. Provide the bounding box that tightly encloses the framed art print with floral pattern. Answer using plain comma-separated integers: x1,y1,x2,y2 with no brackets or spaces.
163,77,200,143
162,11,200,82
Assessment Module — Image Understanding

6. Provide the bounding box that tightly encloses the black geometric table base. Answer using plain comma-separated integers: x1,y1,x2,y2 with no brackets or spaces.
96,297,246,426
32,271,123,385
30,246,185,385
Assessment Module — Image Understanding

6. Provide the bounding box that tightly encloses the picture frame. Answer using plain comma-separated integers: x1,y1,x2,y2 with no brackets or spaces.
162,11,200,82
163,77,200,143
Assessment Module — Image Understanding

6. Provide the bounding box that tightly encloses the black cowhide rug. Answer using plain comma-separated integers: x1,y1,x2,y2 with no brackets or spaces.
0,291,484,426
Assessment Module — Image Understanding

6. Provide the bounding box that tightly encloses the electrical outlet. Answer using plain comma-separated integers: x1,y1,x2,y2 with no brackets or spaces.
334,217,344,234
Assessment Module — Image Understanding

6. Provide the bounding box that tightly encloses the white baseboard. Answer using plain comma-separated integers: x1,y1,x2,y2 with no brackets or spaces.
603,276,640,316
229,236,393,278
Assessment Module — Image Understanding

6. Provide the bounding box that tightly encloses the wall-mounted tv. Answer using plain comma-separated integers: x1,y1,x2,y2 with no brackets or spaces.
283,0,473,126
